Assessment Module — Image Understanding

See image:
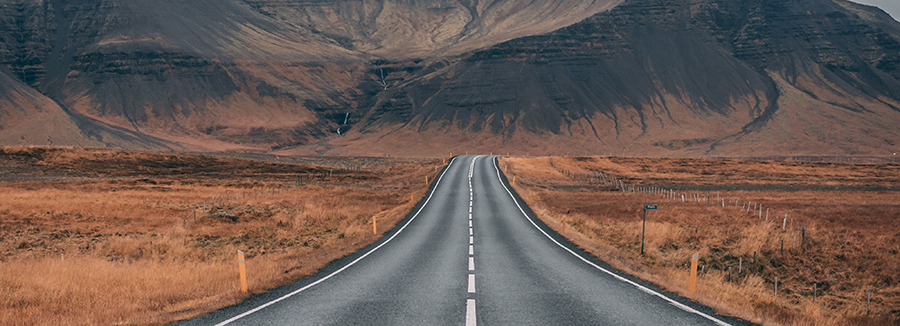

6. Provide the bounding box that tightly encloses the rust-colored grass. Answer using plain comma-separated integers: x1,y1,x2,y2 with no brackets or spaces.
502,156,900,326
0,147,444,325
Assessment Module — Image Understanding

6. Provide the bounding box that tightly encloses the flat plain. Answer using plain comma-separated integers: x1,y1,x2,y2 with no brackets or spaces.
501,156,900,326
3,149,897,325
0,147,440,325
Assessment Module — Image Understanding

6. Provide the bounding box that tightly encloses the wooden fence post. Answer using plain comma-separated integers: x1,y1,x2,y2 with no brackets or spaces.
867,289,871,315
802,225,806,250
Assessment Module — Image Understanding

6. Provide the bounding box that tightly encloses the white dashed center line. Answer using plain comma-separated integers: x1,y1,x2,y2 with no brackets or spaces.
466,156,479,326
466,299,477,326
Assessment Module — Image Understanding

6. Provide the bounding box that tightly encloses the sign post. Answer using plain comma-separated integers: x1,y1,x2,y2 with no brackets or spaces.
641,204,657,255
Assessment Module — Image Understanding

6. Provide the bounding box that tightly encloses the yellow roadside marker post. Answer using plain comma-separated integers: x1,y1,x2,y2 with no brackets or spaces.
512,176,516,185
426,176,429,185
373,216,377,235
689,253,699,293
238,250,248,293
562,215,567,232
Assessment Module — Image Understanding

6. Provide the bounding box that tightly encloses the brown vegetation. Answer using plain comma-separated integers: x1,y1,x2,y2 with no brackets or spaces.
501,156,900,326
0,147,442,325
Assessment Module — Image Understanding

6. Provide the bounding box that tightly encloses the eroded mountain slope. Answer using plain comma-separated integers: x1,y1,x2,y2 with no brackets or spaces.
324,0,900,157
0,0,371,150
240,0,621,58
0,0,898,157
0,0,621,151
0,68,173,149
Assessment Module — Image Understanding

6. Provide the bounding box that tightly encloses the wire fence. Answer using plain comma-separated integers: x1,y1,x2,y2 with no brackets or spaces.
543,157,886,311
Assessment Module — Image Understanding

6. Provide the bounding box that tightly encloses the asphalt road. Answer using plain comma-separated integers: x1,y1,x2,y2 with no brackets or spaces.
176,156,749,326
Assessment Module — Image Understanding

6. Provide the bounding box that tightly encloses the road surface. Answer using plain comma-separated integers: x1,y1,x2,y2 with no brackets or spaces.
176,156,747,326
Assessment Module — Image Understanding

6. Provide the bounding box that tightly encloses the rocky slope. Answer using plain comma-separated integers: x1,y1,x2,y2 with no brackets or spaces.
0,0,618,151
331,0,900,157
0,0,372,151
0,0,898,156
239,0,621,58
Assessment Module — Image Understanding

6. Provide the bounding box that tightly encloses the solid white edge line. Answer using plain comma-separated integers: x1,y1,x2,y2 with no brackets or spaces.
489,157,732,326
212,157,460,326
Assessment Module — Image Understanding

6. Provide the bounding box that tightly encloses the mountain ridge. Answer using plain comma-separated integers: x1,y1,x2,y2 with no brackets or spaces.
0,0,899,157
315,0,900,157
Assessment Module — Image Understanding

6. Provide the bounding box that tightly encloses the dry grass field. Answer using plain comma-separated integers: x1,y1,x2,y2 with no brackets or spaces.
0,147,442,325
501,156,900,326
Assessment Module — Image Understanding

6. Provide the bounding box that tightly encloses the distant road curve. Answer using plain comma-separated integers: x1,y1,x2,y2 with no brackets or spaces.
176,156,750,326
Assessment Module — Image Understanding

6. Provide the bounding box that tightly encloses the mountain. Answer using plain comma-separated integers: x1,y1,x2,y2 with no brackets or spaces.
0,0,899,157
850,0,900,21
0,0,618,152
0,0,368,151
329,0,900,157
0,66,175,148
